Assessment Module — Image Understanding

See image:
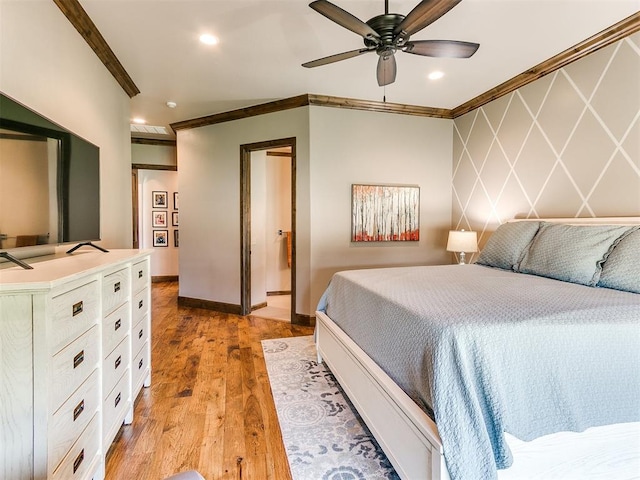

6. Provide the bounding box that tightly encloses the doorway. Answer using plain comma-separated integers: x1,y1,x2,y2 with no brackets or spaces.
240,138,296,322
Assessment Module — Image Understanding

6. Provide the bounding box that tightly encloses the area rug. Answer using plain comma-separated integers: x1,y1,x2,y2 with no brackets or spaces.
262,335,399,480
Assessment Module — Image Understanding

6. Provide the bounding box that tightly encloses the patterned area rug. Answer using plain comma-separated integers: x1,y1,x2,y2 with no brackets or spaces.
262,335,399,480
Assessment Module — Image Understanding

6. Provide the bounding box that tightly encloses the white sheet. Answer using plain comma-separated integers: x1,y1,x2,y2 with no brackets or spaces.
500,422,640,480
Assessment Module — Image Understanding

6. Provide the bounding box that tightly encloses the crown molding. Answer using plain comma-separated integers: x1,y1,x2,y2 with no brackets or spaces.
171,93,452,131
131,137,177,147
53,0,140,98
451,11,640,118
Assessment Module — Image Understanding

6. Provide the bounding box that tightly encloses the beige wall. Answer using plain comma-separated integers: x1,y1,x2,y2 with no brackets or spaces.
309,106,453,309
177,106,453,316
0,0,133,249
452,31,640,257
177,107,311,311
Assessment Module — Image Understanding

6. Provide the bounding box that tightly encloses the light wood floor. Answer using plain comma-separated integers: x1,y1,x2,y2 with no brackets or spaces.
105,281,314,480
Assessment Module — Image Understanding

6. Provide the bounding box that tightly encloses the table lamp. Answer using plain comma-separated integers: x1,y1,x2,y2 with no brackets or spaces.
446,229,478,265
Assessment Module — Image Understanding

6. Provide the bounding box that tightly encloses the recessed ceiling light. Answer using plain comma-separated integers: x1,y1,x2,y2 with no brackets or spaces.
166,101,177,108
428,71,445,80
199,34,219,45
132,117,146,124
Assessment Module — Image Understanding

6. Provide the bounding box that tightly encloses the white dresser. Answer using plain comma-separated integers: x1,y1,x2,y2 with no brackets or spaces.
0,249,152,480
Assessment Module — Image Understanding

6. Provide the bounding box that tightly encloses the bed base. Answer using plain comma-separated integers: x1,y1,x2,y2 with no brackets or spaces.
315,310,450,480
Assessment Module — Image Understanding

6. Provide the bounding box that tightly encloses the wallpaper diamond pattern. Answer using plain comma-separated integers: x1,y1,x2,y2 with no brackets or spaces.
452,32,640,257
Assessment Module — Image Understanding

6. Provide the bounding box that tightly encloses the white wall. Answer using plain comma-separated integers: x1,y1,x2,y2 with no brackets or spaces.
308,106,453,308
177,105,452,316
132,143,177,167
138,170,179,277
251,150,268,307
0,0,132,249
266,154,292,293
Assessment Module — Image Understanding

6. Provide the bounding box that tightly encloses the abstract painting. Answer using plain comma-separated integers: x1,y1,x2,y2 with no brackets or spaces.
351,184,420,242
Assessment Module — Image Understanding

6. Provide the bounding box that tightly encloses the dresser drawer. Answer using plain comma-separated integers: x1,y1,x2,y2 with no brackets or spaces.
103,337,129,400
102,267,130,315
132,341,150,399
49,369,100,473
103,302,130,358
50,281,99,355
131,314,148,358
103,369,130,445
51,413,100,480
132,287,149,326
132,258,150,294
51,326,100,411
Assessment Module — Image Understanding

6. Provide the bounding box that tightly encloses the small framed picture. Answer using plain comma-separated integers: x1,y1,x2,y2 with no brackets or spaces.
173,192,179,210
153,230,169,247
174,229,179,247
153,191,168,208
172,211,179,226
152,210,167,227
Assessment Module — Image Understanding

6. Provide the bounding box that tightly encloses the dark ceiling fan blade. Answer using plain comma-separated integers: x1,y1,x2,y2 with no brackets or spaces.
394,0,462,38
309,0,380,40
302,48,373,68
404,40,479,58
376,54,397,86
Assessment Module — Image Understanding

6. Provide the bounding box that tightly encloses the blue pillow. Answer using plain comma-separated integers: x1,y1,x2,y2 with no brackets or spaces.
475,221,541,271
598,228,640,293
518,223,634,286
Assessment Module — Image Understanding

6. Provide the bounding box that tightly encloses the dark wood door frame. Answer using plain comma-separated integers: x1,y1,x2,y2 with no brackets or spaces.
240,138,296,321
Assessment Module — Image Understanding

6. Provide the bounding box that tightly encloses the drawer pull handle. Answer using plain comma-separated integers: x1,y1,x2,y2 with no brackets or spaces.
73,448,84,473
115,319,122,331
73,400,85,421
115,355,122,369
114,281,121,293
138,328,143,339
138,270,143,278
138,299,144,309
139,358,144,369
115,392,121,407
72,301,83,317
73,351,84,369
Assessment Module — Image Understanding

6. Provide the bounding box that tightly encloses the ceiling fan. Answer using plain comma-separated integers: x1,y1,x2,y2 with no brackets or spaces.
302,0,479,86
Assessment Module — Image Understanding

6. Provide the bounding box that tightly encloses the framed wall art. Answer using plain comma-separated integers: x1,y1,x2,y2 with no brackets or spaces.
152,210,167,228
153,230,169,247
172,211,179,226
173,192,179,210
174,229,179,247
152,191,168,208
351,184,420,242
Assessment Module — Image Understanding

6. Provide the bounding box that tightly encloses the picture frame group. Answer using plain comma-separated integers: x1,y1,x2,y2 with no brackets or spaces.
151,190,179,247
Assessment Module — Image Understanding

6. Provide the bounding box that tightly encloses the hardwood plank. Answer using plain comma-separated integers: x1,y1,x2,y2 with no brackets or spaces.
105,281,313,479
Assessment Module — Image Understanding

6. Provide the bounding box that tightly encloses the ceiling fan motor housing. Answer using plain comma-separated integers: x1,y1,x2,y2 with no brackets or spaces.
365,14,407,56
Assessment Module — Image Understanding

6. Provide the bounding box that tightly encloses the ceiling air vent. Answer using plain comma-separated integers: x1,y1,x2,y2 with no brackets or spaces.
130,124,169,135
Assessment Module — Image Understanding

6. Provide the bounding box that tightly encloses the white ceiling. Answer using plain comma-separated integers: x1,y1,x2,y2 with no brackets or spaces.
79,0,640,139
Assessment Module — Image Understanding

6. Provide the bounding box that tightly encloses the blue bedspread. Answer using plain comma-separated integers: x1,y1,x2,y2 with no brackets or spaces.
317,265,640,480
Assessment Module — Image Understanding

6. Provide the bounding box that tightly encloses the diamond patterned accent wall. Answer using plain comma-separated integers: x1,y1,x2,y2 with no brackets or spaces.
452,32,640,257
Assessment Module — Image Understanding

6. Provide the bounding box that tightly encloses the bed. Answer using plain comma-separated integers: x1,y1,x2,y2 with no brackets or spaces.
315,218,640,480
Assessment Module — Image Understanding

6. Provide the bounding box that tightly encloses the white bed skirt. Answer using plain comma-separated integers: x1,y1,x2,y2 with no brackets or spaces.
315,310,640,480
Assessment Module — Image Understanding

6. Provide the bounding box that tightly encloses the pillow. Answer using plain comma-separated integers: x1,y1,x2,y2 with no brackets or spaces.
597,228,640,293
517,223,633,286
475,221,541,270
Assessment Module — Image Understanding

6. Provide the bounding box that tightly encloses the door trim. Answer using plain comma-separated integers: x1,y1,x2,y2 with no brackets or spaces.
240,137,296,321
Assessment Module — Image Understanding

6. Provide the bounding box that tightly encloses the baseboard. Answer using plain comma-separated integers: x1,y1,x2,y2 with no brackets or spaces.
293,313,315,327
251,301,268,310
152,275,179,283
177,296,242,315
267,290,291,296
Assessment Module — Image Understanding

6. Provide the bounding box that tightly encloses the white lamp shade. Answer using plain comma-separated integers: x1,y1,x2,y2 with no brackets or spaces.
446,230,478,253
